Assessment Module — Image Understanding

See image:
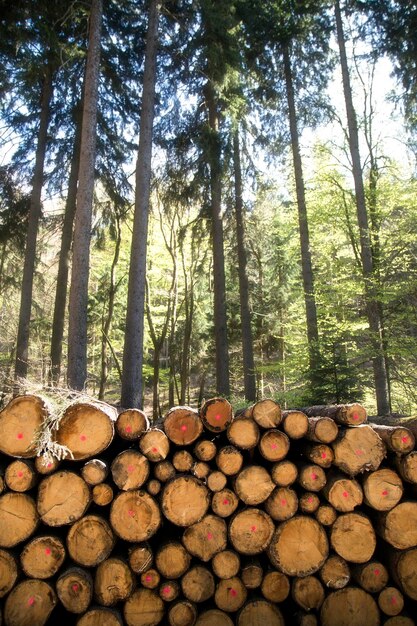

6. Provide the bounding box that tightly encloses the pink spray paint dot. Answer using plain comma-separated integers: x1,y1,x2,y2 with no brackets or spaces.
28,597,35,606
180,424,187,432
402,436,409,444
271,443,278,450
311,473,318,480
126,425,132,433
45,547,51,555
307,497,313,503
281,499,287,506
17,471,23,477
355,449,363,456
342,491,349,498
353,413,359,421
214,414,221,421
162,587,170,596
47,463,52,468
80,434,86,441
321,452,327,459
223,499,230,505
145,575,151,583
127,465,135,473
17,433,23,439
250,525,257,533
374,569,380,576
152,447,158,453
207,532,213,540
391,596,397,605
72,584,79,593
230,589,237,597
382,490,388,496
128,509,135,517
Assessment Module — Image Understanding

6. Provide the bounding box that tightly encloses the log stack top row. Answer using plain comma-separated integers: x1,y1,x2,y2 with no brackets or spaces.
0,394,417,626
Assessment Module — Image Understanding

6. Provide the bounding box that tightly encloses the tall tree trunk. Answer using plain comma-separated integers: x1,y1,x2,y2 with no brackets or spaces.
233,129,256,402
99,212,122,400
283,43,320,371
67,0,103,390
205,82,230,397
49,102,83,385
121,0,161,409
14,64,53,381
334,0,391,415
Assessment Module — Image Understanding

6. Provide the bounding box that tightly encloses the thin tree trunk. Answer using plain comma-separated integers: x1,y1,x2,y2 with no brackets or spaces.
283,43,320,370
14,64,53,381
99,212,122,400
121,0,161,409
335,0,390,415
67,0,103,390
233,129,256,402
49,102,83,385
205,82,230,397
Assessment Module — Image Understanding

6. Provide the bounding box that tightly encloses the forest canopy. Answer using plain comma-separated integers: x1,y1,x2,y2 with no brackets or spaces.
0,0,417,418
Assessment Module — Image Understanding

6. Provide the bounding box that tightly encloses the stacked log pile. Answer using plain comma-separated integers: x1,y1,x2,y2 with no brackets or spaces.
0,394,417,625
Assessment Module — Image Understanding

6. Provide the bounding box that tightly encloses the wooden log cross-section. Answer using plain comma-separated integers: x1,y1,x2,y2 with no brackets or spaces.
1,394,417,625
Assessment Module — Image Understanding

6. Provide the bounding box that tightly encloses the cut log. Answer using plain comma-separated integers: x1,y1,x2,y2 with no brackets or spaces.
292,575,325,610
362,468,403,511
383,618,416,626
258,429,290,462
264,486,298,522
227,417,259,450
302,403,367,426
67,515,115,567
37,471,90,526
237,600,285,626
294,613,318,626
116,408,149,441
34,454,60,475
0,492,38,547
305,417,339,444
229,508,274,555
140,568,160,589
261,571,290,603
319,554,350,589
20,534,65,579
0,395,48,458
147,479,161,496
128,543,153,574
389,547,417,601
297,463,327,492
81,458,108,485
315,504,337,526
159,580,179,602
394,452,417,484
56,566,93,614
241,561,263,589
330,512,376,563
4,579,56,626
322,471,363,512
234,466,275,505
214,576,247,612
110,490,161,542
252,399,282,429
207,471,227,492
139,429,170,462
194,439,217,462
0,549,18,598
155,542,191,579
211,488,239,518
351,560,388,593
332,424,386,475
271,460,298,486
378,587,404,616
124,588,164,626
320,587,380,626
154,460,176,482
200,398,233,433
215,446,243,476
167,600,197,626
92,483,114,506
77,608,123,626
111,450,150,491
192,461,211,480
370,424,415,455
55,401,116,461
172,450,194,472
164,406,203,445
161,476,210,527
195,609,233,625
299,443,334,468
5,459,37,492
182,514,227,562
299,492,320,514
376,501,417,549
94,557,135,606
281,410,308,439
212,549,240,579
181,565,215,603
268,516,329,576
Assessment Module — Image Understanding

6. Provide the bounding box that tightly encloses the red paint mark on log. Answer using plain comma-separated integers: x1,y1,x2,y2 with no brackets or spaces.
250,526,257,533
45,548,51,555
126,426,132,433
321,452,327,458
382,490,388,496
230,589,237,597
311,473,318,480
180,425,187,432
353,414,359,421
281,500,287,506
17,433,23,439
127,465,134,473
80,435,86,441
17,471,23,477
28,597,35,606
223,499,230,505
342,491,348,498
374,569,380,576
207,532,213,540
402,436,409,443
128,510,135,517
72,584,79,593
214,414,221,421
355,449,363,456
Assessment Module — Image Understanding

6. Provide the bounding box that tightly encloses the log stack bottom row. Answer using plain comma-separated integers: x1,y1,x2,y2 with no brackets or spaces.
1,395,417,625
